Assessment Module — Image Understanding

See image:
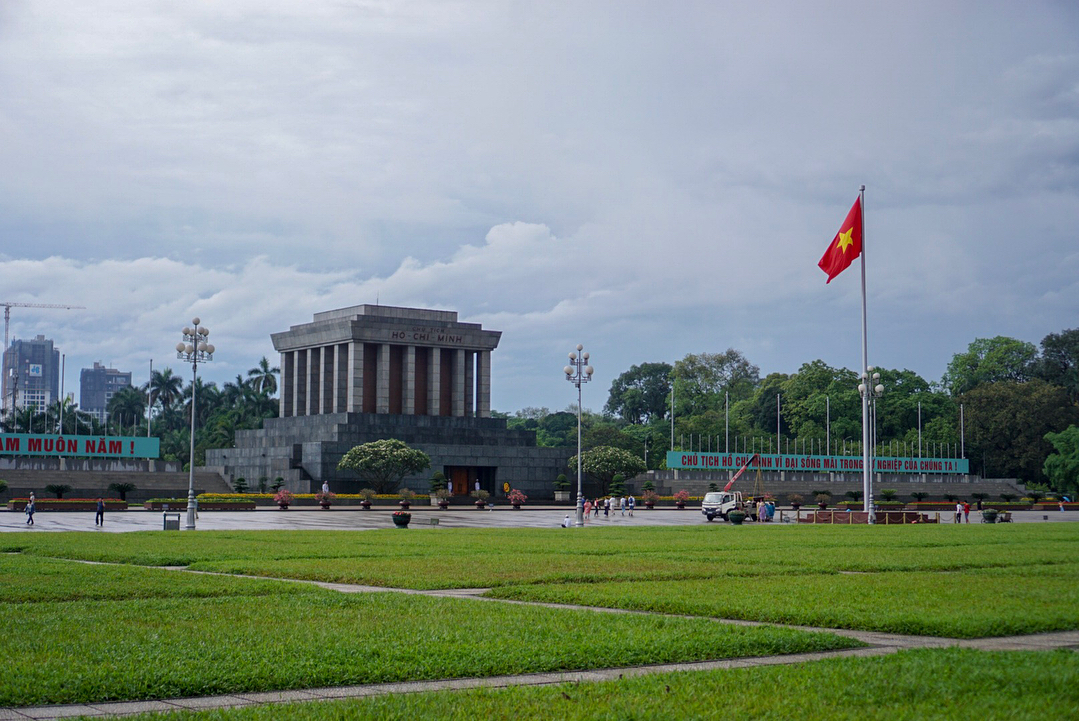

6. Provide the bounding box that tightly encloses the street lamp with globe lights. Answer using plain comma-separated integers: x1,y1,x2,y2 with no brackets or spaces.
176,317,214,530
564,344,593,527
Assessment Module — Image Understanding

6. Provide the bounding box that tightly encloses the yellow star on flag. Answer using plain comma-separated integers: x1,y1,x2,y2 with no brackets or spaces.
836,227,855,253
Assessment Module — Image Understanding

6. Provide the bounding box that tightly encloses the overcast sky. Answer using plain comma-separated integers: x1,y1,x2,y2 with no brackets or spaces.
1,1,1076,415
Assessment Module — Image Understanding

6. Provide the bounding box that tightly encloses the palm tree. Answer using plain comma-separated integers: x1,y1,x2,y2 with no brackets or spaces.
108,387,147,433
182,377,220,427
149,368,184,412
247,356,280,396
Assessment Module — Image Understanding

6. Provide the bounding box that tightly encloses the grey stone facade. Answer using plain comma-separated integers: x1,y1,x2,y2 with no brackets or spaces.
204,305,572,497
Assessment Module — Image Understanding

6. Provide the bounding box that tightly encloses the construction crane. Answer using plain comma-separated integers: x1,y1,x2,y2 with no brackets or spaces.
1,302,86,350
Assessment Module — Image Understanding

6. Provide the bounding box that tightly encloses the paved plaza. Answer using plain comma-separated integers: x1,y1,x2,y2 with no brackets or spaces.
2,506,1076,533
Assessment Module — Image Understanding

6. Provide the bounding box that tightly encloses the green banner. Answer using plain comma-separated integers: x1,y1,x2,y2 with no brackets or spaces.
666,451,968,474
0,434,160,459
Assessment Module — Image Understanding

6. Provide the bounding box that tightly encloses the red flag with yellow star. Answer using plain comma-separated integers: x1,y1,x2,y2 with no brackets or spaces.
818,197,862,283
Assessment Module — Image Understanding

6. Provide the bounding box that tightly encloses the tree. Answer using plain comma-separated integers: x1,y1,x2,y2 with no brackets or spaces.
961,379,1079,482
672,350,760,417
336,439,431,493
567,446,646,496
247,356,280,396
107,387,147,432
942,336,1038,396
1036,328,1079,401
107,482,137,501
604,362,672,424
44,483,72,499
149,368,184,412
1043,425,1079,498
582,425,644,457
779,360,860,442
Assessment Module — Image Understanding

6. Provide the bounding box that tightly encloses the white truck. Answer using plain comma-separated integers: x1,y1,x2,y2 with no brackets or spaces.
701,491,744,522
701,452,759,522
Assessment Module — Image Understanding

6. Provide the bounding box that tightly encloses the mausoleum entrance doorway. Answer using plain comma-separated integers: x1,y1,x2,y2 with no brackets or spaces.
445,466,498,496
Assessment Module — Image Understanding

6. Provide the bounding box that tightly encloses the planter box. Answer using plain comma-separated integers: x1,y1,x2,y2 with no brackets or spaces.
554,491,571,502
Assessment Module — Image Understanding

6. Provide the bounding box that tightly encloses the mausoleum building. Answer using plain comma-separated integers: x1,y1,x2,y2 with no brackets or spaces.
204,305,571,496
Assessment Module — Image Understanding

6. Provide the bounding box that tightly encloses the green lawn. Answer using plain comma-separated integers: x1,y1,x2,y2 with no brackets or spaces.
2,523,1077,709
107,649,1079,720
0,555,855,708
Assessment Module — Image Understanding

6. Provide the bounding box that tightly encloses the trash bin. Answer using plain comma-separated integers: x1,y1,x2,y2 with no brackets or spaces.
163,512,181,531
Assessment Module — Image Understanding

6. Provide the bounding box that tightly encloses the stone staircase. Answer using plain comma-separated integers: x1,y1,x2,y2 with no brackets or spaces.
0,469,231,503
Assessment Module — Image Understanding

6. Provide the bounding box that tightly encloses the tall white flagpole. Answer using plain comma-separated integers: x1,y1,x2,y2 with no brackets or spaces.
858,185,873,521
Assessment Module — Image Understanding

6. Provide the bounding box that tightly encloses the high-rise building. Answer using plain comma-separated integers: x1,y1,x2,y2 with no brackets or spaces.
2,335,61,413
80,362,133,424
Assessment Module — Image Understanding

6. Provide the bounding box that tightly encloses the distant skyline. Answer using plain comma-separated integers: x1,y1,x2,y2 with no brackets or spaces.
1,1,1076,414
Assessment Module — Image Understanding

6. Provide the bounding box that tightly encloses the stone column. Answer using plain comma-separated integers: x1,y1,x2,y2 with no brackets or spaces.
428,347,441,416
322,345,334,413
452,349,466,417
403,346,416,415
463,351,474,417
294,348,307,416
307,347,320,416
280,351,293,417
476,350,491,418
347,341,363,412
377,343,391,414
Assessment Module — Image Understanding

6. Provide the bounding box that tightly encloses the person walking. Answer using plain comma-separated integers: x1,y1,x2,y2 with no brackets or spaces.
583,499,592,520
628,495,635,516
955,501,963,524
963,501,970,524
25,494,35,526
619,496,626,516
603,497,610,518
95,497,105,526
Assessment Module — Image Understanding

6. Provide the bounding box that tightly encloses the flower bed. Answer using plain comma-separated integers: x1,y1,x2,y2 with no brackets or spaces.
8,498,127,512
197,493,417,506
144,499,255,511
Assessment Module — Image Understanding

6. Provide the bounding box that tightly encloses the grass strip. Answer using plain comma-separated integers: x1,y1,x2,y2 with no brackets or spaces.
486,568,1079,638
2,585,857,707
0,555,308,603
103,648,1079,720
3,524,1076,588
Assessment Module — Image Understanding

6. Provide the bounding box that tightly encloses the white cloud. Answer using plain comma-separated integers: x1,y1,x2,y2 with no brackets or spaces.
0,1,1076,411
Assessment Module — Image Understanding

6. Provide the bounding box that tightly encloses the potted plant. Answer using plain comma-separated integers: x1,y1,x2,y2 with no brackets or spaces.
471,489,490,509
815,493,830,510
911,491,929,502
359,487,375,510
981,508,999,523
398,488,414,510
434,488,450,509
554,473,571,502
430,472,448,504
273,489,293,510
673,489,689,509
315,490,336,509
642,490,658,509
788,493,804,511
507,489,528,509
727,508,747,525
392,510,411,528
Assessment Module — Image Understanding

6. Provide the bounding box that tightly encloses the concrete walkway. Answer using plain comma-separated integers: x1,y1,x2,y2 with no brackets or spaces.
4,559,1079,720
